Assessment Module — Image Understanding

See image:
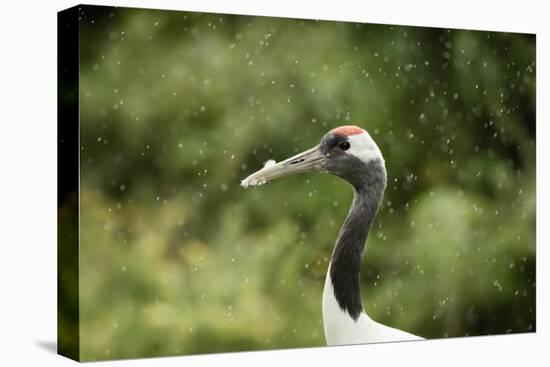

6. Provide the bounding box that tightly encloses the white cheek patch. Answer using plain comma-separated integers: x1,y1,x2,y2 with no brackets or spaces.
346,131,384,165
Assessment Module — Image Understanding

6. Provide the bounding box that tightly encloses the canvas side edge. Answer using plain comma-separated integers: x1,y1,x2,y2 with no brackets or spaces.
57,5,81,362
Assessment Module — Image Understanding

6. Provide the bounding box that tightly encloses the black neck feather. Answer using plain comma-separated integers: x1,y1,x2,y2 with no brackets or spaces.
329,160,386,320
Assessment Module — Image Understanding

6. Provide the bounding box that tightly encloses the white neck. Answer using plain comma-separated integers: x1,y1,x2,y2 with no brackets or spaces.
322,262,423,345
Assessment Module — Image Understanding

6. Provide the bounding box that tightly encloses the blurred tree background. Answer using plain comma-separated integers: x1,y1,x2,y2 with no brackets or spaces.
73,5,535,361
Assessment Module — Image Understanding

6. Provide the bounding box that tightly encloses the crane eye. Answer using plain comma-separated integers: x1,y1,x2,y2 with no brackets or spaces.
338,141,350,151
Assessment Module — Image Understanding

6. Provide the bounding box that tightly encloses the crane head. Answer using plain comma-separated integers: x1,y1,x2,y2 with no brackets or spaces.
241,125,386,189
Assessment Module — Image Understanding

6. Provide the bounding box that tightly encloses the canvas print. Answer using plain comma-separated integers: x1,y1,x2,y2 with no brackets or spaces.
58,5,536,361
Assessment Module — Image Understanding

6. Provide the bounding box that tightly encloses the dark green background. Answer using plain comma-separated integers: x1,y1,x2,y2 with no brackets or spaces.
74,6,535,361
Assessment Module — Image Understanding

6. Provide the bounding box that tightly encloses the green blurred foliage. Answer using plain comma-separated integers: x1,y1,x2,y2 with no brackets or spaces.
74,6,535,361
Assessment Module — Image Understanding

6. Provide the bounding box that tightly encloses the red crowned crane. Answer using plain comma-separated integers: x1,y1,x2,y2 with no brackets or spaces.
241,125,423,345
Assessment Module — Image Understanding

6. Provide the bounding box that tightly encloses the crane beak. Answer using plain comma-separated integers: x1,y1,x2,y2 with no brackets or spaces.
241,145,325,187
